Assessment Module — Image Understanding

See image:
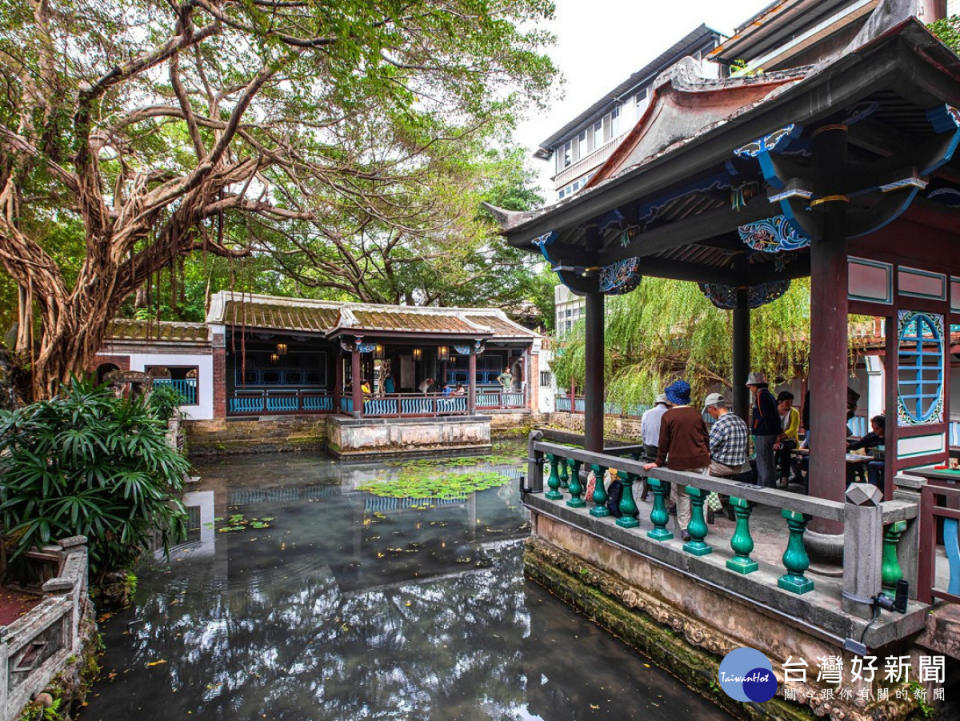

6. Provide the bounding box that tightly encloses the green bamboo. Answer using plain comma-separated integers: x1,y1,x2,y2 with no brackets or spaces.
726,497,758,574
683,486,711,555
616,470,640,528
545,453,563,500
881,520,907,595
566,458,586,508
779,509,814,594
646,478,672,540
590,464,610,517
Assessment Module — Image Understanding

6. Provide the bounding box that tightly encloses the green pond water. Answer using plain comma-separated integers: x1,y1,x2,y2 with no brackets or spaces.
81,442,733,721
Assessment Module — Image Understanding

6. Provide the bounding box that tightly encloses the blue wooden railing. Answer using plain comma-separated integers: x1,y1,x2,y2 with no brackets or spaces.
152,378,197,406
475,390,524,409
555,395,647,417
229,389,334,415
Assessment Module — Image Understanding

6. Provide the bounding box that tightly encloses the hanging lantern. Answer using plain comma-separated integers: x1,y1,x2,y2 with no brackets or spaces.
437,345,449,361
269,352,280,364
412,347,422,361
374,344,384,360
276,342,288,356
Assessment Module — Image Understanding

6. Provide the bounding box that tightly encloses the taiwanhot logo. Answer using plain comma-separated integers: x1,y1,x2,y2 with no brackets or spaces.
717,647,778,703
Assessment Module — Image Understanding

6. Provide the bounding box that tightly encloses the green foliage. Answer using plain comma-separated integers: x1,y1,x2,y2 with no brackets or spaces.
0,0,559,393
551,278,810,406
359,456,513,500
930,15,960,54
146,384,184,422
0,380,189,579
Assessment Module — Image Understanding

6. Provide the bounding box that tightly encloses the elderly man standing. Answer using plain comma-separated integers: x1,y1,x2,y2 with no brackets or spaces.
639,393,670,501
747,371,779,488
643,380,710,541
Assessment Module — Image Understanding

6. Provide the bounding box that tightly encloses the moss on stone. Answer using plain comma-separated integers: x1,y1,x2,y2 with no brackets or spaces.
523,542,818,721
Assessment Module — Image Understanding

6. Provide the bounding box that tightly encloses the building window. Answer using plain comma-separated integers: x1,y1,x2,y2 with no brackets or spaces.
540,371,551,387
147,366,199,406
562,140,572,168
577,129,587,158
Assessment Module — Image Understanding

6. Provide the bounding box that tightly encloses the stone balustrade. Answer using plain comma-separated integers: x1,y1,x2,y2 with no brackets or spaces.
524,431,927,649
0,537,91,721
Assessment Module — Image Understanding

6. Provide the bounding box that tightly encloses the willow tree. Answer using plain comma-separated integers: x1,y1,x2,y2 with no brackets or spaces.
550,279,811,406
0,0,555,399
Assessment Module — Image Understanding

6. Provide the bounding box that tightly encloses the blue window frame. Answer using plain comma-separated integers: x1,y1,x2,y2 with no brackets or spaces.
897,311,944,426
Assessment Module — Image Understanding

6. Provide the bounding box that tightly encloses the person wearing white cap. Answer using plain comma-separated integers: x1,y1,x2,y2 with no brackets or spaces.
641,393,670,458
639,393,671,502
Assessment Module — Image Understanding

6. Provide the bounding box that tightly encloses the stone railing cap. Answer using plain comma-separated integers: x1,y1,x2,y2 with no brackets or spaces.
893,473,927,491
42,577,75,593
57,535,88,548
846,482,883,506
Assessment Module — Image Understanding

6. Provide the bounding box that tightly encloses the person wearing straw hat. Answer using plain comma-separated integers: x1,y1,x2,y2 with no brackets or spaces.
747,371,779,488
643,380,709,541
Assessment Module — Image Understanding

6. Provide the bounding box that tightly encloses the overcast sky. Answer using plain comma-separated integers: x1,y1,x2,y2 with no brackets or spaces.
515,0,772,194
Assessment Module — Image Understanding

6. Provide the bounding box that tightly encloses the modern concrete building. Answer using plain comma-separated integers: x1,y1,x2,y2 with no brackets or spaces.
534,24,725,203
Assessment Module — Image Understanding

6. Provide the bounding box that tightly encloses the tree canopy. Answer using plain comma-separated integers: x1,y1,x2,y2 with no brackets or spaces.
550,279,811,406
0,0,557,398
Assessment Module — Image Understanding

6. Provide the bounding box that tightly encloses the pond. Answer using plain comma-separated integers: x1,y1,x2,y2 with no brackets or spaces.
82,442,732,721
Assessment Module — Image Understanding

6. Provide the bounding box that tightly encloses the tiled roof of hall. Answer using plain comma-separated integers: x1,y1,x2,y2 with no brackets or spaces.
204,291,540,339
105,319,210,343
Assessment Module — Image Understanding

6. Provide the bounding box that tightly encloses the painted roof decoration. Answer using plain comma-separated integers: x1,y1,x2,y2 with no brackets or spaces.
205,292,539,339
105,319,209,343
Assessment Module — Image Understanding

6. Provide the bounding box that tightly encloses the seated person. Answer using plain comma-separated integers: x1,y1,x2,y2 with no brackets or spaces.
453,383,466,396
774,391,802,488
703,393,750,477
847,415,885,488
360,379,372,396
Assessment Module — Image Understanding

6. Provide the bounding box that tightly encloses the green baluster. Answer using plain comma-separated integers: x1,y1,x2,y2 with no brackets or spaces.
779,510,814,594
545,454,563,500
590,464,610,517
646,478,673,540
683,487,712,556
566,459,586,508
558,456,570,489
881,520,907,595
616,471,640,528
726,497,758,574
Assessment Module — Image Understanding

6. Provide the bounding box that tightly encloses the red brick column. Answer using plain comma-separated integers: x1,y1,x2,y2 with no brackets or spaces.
90,354,130,372
212,347,226,418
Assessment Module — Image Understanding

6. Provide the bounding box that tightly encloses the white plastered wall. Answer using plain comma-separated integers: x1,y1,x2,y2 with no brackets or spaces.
127,352,214,420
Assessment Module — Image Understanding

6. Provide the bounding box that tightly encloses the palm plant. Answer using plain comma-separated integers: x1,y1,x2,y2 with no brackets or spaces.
0,380,188,581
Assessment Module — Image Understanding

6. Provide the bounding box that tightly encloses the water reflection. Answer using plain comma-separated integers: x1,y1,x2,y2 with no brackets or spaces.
83,448,731,721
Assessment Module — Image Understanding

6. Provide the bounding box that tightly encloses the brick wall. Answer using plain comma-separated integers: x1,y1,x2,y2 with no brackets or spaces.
90,354,130,372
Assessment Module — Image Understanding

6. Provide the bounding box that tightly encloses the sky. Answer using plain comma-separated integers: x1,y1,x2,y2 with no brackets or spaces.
515,0,773,195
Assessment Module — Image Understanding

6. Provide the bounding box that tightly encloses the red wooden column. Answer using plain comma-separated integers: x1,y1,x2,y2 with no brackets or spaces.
468,345,477,415
351,337,363,418
584,291,604,452
808,124,849,531
334,352,343,412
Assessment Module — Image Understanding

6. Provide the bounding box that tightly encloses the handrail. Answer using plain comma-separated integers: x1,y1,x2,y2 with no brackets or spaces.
534,440,844,521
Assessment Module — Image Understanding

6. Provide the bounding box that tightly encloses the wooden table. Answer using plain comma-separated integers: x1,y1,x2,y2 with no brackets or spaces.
908,466,960,484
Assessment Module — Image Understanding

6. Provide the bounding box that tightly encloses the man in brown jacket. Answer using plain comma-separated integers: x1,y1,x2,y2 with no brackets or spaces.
643,379,710,541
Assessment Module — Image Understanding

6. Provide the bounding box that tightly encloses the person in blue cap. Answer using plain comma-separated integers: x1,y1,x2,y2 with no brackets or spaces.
643,379,710,541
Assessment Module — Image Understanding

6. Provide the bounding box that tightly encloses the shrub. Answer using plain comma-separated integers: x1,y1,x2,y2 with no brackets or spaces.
0,380,188,581
146,383,184,422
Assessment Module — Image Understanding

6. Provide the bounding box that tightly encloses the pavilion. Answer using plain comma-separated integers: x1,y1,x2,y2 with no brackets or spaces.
491,12,960,682
492,16,960,509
